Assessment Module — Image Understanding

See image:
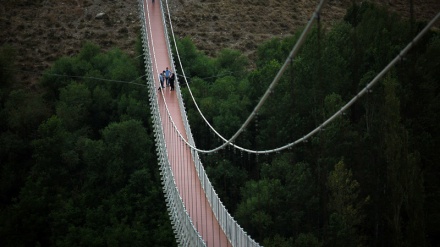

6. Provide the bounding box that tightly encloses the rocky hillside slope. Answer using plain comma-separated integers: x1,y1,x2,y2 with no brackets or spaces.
1,0,438,84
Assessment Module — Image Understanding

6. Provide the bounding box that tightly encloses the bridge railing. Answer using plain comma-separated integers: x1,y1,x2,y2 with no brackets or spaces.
160,1,261,246
137,0,205,246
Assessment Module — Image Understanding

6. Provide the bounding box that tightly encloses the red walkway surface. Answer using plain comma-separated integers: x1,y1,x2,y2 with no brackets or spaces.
142,1,231,246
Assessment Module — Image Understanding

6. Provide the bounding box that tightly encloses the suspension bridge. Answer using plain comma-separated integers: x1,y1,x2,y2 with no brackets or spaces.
138,0,253,245
137,0,439,246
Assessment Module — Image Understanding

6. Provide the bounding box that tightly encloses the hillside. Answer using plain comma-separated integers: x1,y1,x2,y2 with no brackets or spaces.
0,0,438,84
168,0,439,58
0,0,140,84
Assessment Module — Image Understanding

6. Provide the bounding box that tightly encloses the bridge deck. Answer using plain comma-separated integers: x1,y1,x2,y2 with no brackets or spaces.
143,1,231,246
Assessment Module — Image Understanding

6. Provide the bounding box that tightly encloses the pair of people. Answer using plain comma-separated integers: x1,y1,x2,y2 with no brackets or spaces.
158,67,175,91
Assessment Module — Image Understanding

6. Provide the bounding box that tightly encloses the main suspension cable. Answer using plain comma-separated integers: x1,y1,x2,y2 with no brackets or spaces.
162,1,439,155
163,0,328,154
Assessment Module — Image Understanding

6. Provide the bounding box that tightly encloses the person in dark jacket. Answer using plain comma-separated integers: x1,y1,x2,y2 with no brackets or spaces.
169,72,176,91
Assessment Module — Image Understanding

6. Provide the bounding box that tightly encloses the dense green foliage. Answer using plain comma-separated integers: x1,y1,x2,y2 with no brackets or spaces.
178,3,439,247
0,42,176,246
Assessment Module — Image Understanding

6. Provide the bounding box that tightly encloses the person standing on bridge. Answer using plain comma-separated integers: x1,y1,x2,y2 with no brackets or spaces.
169,72,176,91
158,71,165,90
165,67,171,87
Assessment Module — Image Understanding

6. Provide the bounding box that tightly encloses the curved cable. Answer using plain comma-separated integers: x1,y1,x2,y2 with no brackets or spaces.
163,0,328,154
163,1,439,155
3,68,148,87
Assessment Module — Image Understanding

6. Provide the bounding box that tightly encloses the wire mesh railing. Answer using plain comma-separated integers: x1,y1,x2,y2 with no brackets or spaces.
137,0,205,246
161,0,262,246
138,0,261,246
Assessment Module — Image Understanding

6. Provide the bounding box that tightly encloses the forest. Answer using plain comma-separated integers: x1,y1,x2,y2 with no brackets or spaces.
0,39,176,246
0,2,439,247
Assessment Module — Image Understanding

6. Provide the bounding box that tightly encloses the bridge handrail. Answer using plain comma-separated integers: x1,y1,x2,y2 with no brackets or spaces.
162,0,261,246
137,0,205,246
